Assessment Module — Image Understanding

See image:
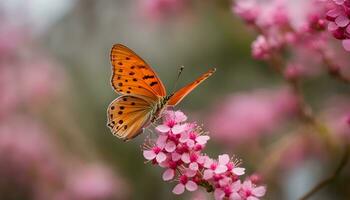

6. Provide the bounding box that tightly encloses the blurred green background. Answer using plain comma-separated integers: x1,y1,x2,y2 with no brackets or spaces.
1,0,350,200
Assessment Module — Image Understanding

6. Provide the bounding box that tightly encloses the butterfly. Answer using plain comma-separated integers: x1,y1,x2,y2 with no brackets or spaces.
107,44,215,141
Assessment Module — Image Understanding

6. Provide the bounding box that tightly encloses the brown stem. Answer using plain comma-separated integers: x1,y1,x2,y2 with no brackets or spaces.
319,49,350,84
299,146,349,200
268,52,336,150
198,180,214,193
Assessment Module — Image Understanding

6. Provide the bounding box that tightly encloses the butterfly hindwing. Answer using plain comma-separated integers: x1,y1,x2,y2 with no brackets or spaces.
168,68,216,106
110,44,166,99
107,95,152,141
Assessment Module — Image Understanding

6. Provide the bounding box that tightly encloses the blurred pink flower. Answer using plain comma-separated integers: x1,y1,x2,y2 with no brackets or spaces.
233,0,260,24
0,23,26,58
58,164,127,200
0,116,64,199
139,0,188,21
252,35,272,60
322,97,350,140
208,88,297,144
0,65,19,119
0,57,66,118
17,58,66,106
0,116,128,200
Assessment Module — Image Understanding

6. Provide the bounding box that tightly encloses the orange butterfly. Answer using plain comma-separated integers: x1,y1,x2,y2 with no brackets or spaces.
107,44,215,141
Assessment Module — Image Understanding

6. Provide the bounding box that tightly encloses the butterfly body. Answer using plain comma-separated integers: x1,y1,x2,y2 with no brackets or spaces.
107,44,215,141
149,95,172,123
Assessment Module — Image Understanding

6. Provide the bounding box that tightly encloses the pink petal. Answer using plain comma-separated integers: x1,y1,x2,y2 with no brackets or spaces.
162,169,175,181
143,150,156,160
172,124,186,134
189,162,199,171
185,181,198,191
196,135,210,144
197,155,206,165
185,169,197,177
247,197,259,200
346,25,350,34
186,140,195,148
219,177,230,187
204,157,213,168
171,152,181,161
179,132,189,143
156,125,170,133
156,135,167,148
172,183,185,195
203,169,214,180
231,180,242,192
232,167,245,176
175,111,187,122
327,8,341,18
229,192,241,200
214,189,225,200
165,141,176,152
156,152,167,163
335,15,350,27
218,154,230,165
328,22,338,31
334,0,345,5
252,186,266,197
181,153,190,163
242,180,252,189
342,39,350,51
215,165,228,174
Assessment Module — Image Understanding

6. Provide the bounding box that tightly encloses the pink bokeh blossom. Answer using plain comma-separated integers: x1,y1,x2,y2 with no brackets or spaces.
208,88,297,144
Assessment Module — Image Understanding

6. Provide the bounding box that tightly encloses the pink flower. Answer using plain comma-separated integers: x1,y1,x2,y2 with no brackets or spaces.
252,35,271,60
239,180,266,200
214,180,242,200
172,174,198,195
156,110,188,134
233,0,260,24
143,146,167,163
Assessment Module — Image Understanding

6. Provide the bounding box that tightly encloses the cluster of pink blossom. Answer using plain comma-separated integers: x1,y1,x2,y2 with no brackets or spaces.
143,110,266,199
233,0,350,55
233,0,330,61
325,0,350,51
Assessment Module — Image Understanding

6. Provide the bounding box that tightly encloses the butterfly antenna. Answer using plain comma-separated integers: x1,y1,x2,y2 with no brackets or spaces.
171,65,185,95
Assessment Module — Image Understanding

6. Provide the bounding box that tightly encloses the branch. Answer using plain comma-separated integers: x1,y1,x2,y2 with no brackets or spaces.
268,52,336,150
319,49,350,84
299,146,349,200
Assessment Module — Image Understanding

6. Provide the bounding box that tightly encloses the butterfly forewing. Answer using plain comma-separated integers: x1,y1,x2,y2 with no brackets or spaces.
108,44,216,141
168,68,216,106
107,95,152,141
110,44,166,99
